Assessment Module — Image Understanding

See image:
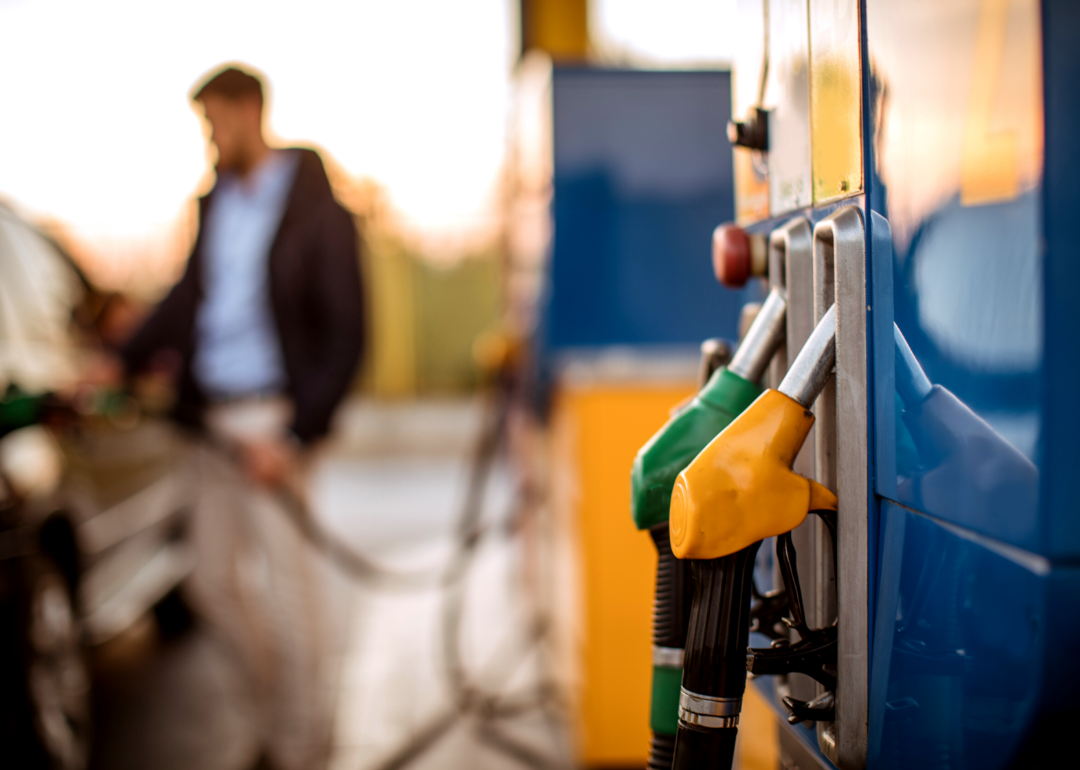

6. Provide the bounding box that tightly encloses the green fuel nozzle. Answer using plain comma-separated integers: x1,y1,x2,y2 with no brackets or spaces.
629,287,786,766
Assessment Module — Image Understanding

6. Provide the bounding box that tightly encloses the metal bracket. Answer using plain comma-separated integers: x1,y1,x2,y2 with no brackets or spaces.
768,216,826,710
812,206,869,768
747,514,840,721
747,622,838,693
749,584,791,641
783,690,836,724
760,214,815,650
767,217,814,389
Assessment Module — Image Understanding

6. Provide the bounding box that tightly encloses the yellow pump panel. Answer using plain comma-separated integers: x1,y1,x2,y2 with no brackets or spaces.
809,0,863,204
551,382,695,767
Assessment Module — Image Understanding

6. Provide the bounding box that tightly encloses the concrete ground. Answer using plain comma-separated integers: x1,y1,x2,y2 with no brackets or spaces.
88,398,573,770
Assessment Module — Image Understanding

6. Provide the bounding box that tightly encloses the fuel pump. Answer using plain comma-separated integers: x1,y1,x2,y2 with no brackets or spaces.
631,285,786,769
668,304,840,769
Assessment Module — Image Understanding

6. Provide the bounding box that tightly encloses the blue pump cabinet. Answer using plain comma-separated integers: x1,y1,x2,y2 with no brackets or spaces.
721,0,1080,767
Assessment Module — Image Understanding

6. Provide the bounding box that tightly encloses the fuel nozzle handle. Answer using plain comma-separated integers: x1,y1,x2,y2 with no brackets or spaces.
633,288,788,534
670,305,839,770
670,305,838,561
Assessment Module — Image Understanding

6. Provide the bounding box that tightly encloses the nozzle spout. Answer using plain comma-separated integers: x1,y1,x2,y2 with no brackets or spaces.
728,288,787,384
778,304,836,408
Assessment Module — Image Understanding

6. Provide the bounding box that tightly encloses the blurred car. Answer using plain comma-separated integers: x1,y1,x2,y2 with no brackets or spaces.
0,202,196,769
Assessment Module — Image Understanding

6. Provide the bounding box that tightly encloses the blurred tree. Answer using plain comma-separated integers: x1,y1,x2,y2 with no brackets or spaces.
328,160,503,398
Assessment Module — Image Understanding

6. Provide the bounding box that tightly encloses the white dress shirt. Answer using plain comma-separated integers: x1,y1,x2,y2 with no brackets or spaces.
194,150,300,398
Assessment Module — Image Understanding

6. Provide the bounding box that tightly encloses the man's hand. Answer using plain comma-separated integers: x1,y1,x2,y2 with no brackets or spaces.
239,435,299,488
79,351,125,389
60,350,125,406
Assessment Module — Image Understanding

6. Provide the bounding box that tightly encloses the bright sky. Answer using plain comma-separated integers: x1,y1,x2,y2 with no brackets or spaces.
0,0,734,287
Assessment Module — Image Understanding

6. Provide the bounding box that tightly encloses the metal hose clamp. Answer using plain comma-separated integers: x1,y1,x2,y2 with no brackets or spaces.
678,688,741,729
653,646,685,668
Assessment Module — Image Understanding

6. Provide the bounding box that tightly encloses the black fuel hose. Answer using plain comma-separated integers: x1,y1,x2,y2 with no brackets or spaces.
365,382,570,770
214,373,567,769
268,384,508,591
672,542,761,770
275,483,446,589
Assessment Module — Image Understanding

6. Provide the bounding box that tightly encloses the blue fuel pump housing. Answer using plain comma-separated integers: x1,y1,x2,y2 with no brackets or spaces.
677,0,1080,768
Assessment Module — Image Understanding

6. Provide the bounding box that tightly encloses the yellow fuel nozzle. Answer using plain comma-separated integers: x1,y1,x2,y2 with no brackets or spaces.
670,305,839,560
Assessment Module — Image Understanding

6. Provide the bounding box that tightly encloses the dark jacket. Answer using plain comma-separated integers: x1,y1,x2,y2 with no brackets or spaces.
122,148,364,444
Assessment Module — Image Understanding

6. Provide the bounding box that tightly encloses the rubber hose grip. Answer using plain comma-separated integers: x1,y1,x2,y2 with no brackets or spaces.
650,524,695,649
681,544,760,699
648,731,678,770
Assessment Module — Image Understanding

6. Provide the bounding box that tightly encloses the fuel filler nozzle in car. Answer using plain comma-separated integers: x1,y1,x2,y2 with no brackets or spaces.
668,305,839,770
630,288,787,769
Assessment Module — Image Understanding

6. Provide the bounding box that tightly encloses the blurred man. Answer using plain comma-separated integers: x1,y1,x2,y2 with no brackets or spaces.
122,65,363,480
119,65,364,770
